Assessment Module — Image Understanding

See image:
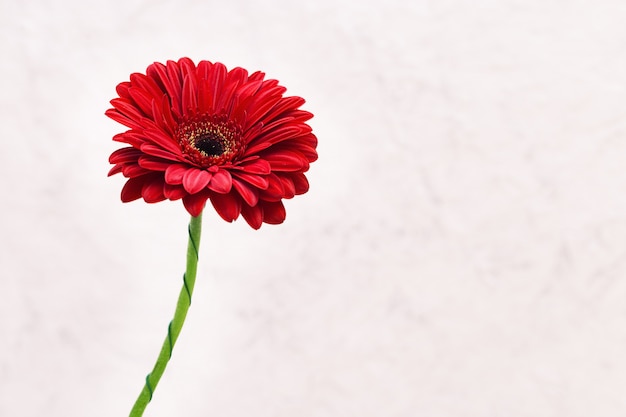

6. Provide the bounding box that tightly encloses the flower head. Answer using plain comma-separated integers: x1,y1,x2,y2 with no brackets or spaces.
106,58,317,229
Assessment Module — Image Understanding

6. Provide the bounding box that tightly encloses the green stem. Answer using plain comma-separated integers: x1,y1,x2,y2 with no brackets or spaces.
129,213,203,417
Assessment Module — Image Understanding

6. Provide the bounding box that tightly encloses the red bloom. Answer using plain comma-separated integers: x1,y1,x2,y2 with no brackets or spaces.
106,58,318,229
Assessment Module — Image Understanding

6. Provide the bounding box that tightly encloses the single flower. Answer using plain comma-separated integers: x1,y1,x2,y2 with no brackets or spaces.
106,58,318,229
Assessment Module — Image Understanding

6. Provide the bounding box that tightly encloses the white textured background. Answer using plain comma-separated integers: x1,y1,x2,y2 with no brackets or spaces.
2,0,626,416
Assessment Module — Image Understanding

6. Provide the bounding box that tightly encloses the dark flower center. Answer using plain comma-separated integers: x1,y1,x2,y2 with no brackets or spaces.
195,133,225,156
176,114,243,167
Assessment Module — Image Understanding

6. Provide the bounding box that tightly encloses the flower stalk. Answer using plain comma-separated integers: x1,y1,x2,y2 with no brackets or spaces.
129,213,203,417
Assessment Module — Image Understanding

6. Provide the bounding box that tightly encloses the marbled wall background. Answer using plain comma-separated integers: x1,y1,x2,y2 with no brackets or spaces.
2,0,626,416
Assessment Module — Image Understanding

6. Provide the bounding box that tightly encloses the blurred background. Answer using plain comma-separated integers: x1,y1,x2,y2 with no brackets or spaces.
2,0,626,416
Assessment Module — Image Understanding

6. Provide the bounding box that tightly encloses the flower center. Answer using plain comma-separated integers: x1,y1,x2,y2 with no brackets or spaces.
195,133,225,156
176,114,243,167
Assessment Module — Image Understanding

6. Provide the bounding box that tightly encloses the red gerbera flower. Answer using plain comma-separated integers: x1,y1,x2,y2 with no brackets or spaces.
106,58,318,229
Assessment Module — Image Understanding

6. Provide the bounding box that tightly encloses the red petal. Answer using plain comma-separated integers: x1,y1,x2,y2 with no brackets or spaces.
238,158,271,175
243,87,284,129
248,70,265,82
215,67,247,112
109,147,141,164
164,164,188,185
235,79,262,98
291,172,310,194
232,178,259,207
297,132,318,148
120,177,146,202
278,175,295,199
105,108,143,131
244,125,302,156
209,63,227,112
128,87,154,117
262,201,286,224
149,61,182,118
183,191,209,217
154,94,177,135
241,204,263,229
116,81,131,99
283,135,318,162
230,80,264,121
122,164,151,178
143,129,183,155
149,101,167,131
182,74,198,116
196,60,214,80
263,150,308,171
284,109,314,123
182,168,212,194
197,76,213,115
138,156,172,171
178,57,197,76
259,173,285,201
108,164,123,176
256,96,305,125
109,98,145,122
113,132,145,147
130,72,164,99
231,171,269,190
140,144,185,161
166,60,183,113
208,169,232,193
163,183,186,200
260,116,312,136
209,192,241,222
142,180,166,203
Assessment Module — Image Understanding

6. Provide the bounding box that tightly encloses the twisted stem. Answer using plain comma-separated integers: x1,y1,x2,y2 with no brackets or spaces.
129,213,203,416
